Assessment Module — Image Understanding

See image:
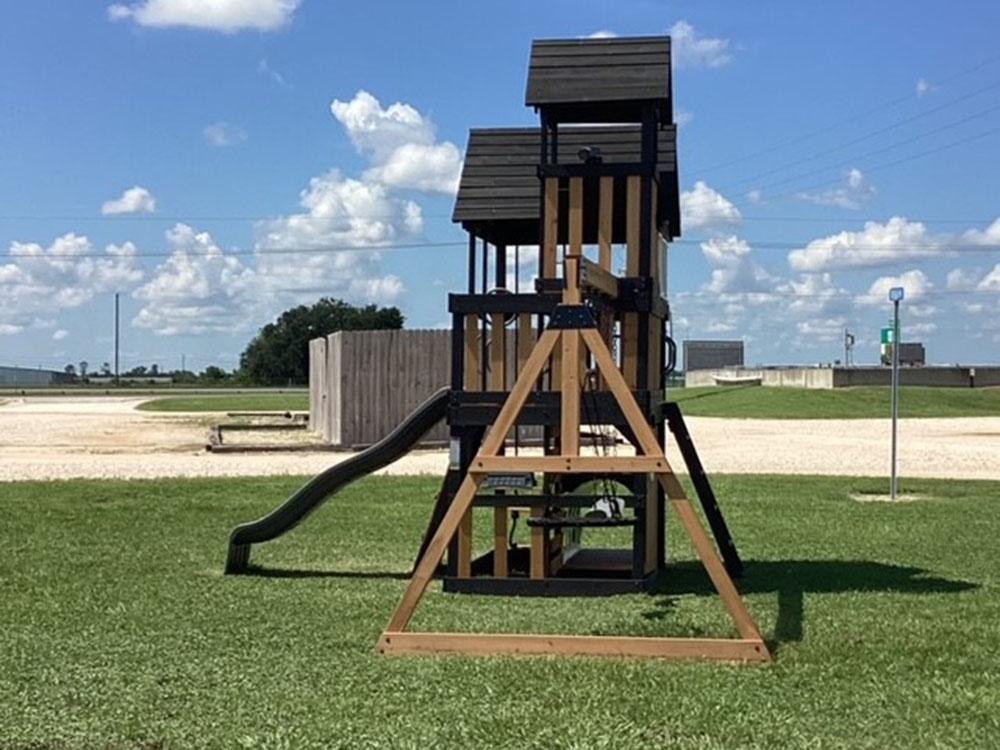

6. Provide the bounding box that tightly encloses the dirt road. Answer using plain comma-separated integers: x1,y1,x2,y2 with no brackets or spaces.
0,396,997,482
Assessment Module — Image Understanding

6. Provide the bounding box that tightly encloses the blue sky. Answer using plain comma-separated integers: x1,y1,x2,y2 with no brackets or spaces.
2,0,999,373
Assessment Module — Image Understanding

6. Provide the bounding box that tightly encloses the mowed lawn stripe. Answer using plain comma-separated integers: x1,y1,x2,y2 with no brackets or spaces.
1,474,997,748
137,392,309,413
671,384,1000,419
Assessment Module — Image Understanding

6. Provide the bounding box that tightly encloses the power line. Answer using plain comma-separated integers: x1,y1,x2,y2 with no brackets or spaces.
723,99,1000,196
0,239,468,260
0,212,461,222
744,124,1000,207
715,79,1000,192
691,51,1000,174
1,234,998,265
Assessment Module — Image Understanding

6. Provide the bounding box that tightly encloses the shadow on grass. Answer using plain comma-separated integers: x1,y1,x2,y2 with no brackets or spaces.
243,564,409,581
644,559,977,652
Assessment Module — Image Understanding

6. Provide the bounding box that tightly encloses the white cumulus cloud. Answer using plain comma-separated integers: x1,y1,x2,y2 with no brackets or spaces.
700,235,750,267
101,185,157,215
681,181,741,230
856,269,932,306
133,224,258,336
962,217,1000,246
976,263,1000,291
788,217,944,272
946,267,980,290
108,0,300,32
798,168,876,210
331,90,462,193
669,20,733,69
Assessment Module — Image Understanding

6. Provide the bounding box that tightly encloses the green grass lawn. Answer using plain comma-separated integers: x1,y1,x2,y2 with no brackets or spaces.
137,392,309,413
671,384,1000,419
2,474,998,748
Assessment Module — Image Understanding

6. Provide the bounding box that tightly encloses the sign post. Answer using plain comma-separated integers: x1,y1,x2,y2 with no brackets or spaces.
888,286,904,499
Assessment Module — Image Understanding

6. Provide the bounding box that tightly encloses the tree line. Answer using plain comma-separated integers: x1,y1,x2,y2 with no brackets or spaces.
63,298,404,386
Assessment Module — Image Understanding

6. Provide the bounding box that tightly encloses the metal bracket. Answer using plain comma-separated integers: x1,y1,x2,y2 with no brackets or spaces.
546,304,597,330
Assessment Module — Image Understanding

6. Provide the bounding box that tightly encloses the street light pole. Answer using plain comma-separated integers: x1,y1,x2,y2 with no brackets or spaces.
114,292,120,387
888,286,904,499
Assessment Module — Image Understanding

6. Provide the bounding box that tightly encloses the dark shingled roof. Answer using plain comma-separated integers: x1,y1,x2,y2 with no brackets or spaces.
452,125,680,246
525,36,671,119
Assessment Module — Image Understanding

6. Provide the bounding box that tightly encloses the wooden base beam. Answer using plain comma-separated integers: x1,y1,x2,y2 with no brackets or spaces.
471,455,668,474
378,632,770,662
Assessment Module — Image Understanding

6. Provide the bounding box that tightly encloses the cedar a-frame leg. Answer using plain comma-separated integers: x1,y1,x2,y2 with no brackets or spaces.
378,279,771,663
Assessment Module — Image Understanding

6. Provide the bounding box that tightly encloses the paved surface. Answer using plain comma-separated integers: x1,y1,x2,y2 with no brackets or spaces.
0,396,998,482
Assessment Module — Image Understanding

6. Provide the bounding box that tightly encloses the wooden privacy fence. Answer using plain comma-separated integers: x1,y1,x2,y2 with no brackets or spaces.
309,329,451,449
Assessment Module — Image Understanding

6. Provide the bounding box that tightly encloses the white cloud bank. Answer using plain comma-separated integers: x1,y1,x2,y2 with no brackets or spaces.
108,0,300,33
101,186,157,215
788,217,943,272
0,234,143,334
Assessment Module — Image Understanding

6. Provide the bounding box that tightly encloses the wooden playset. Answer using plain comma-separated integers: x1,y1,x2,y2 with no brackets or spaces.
227,35,769,663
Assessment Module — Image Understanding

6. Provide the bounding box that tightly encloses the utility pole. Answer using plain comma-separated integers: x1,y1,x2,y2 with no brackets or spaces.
888,287,904,499
181,353,186,374
114,292,120,387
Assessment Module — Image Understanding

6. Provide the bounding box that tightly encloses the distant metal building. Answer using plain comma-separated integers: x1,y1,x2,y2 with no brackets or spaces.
898,342,926,367
880,342,926,367
0,365,71,387
683,340,745,372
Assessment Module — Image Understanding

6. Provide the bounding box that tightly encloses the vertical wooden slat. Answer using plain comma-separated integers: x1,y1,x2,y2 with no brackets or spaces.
560,330,581,456
597,176,615,389
625,176,641,276
489,315,506,391
327,333,341,446
545,177,561,392
457,509,472,578
543,178,559,279
644,475,659,574
649,179,660,286
561,177,584,457
517,313,533,376
598,176,614,270
530,504,546,579
493,508,508,577
623,175,641,388
464,314,480,390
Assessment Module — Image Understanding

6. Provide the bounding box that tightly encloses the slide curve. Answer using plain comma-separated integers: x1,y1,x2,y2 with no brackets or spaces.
225,387,450,574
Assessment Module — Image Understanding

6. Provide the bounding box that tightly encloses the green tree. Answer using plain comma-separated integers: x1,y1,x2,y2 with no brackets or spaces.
239,298,404,385
200,365,228,382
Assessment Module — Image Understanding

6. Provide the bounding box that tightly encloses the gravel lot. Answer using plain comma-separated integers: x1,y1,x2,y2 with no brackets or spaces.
0,395,997,482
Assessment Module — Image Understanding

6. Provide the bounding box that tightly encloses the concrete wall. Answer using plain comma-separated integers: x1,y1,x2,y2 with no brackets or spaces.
972,367,1000,387
686,365,1000,389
